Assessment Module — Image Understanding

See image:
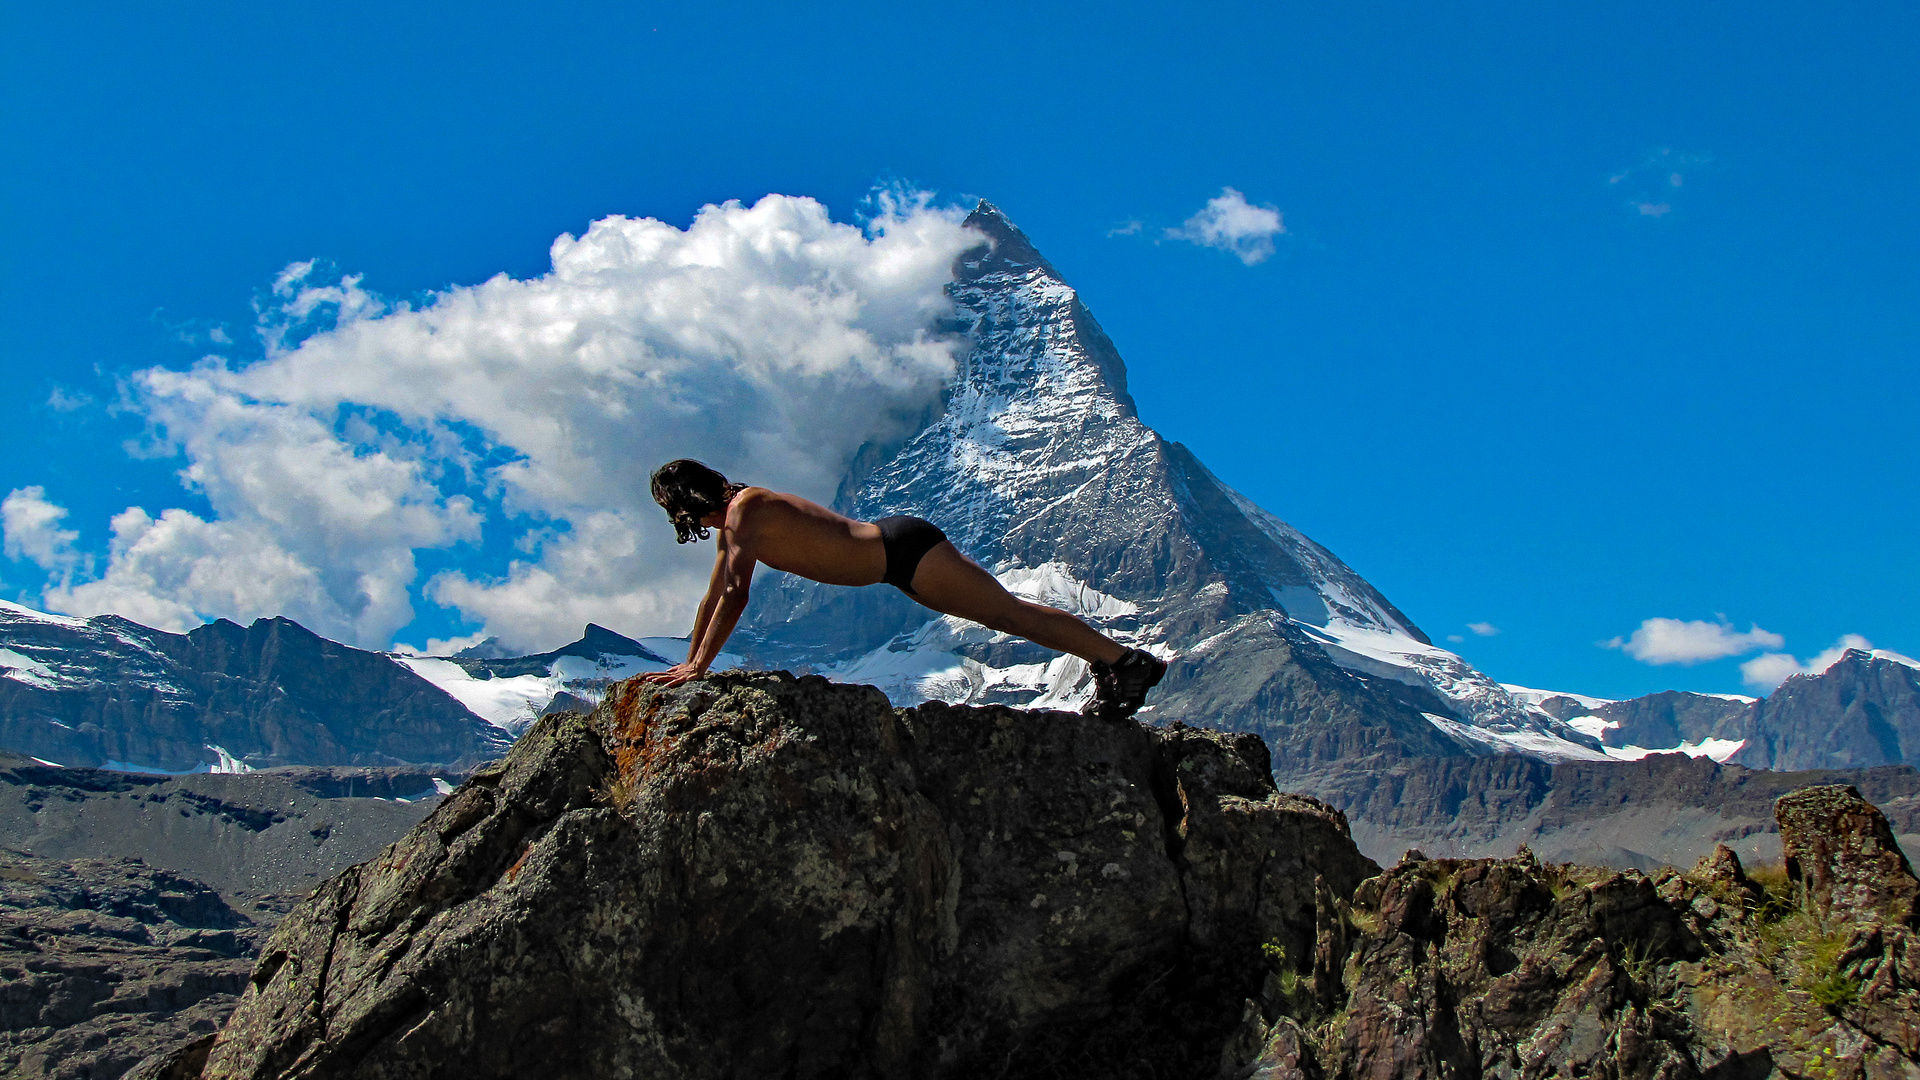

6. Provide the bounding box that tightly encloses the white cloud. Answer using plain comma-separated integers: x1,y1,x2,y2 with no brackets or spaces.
46,386,93,412
1603,617,1784,665
2,487,82,572
1446,633,1465,643
1611,149,1707,220
1167,188,1284,265
1738,652,1805,692
1467,622,1499,637
1739,634,1919,692
34,192,979,651
1107,219,1143,237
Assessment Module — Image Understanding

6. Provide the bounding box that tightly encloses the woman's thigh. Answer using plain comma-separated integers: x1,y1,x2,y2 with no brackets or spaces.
907,542,1024,626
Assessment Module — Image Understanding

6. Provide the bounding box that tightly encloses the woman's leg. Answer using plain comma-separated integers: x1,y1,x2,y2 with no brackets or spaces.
905,542,1126,665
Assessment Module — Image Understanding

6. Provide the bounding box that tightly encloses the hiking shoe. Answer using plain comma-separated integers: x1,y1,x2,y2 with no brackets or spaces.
1081,648,1168,721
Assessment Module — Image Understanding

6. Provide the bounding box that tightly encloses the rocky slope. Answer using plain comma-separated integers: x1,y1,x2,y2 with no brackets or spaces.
0,752,448,1080
129,676,1920,1079
0,752,445,904
1,853,262,1080
0,602,507,772
189,673,1377,1079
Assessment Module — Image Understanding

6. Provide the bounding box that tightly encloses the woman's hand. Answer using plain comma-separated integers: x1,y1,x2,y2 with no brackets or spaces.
640,663,704,688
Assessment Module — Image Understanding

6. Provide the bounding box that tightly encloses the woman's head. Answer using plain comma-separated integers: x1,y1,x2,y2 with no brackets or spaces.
650,459,745,543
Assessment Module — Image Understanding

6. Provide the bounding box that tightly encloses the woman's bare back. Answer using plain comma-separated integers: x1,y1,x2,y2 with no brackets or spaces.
725,488,886,587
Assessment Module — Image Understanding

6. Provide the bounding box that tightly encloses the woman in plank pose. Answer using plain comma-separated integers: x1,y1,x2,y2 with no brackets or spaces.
640,459,1166,719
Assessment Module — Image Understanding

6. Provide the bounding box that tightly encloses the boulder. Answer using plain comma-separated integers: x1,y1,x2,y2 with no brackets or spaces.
196,672,1377,1079
1776,783,1920,923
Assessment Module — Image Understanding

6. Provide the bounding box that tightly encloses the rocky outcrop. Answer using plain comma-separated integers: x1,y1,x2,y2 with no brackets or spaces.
109,672,1920,1079
194,673,1377,1079
1219,784,1920,1079
0,606,507,772
1778,784,1920,924
0,853,260,1080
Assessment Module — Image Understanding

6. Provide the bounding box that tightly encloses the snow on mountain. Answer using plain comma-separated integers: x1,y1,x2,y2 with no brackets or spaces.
395,626,740,735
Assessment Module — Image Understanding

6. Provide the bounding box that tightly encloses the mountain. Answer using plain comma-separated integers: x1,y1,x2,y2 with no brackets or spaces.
1732,648,1920,770
740,201,1601,782
390,624,724,737
1325,750,1920,868
1506,649,1920,773
0,601,507,772
1505,685,1753,761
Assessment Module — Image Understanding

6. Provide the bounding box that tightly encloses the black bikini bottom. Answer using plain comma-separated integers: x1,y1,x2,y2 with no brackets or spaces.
875,516,947,595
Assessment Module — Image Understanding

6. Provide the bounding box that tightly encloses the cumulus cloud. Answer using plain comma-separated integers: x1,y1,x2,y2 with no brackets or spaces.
1167,188,1284,265
1467,622,1499,637
32,191,981,650
1739,634,1919,692
3,487,82,573
1603,617,1784,665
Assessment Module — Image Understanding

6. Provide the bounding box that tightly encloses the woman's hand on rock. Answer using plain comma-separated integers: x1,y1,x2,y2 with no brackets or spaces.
641,663,704,687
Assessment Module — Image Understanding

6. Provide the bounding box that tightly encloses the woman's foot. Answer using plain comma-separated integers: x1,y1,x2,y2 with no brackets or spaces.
1081,648,1169,720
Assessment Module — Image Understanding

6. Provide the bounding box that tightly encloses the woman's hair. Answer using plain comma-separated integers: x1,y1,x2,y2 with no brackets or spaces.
650,459,747,544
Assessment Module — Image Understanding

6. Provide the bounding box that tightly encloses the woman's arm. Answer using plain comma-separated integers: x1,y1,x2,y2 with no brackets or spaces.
644,504,758,686
684,543,727,659
682,537,754,676
642,542,730,685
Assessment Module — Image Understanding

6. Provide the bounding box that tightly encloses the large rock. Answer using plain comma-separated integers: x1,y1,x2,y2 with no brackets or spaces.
1777,783,1920,924
195,673,1377,1079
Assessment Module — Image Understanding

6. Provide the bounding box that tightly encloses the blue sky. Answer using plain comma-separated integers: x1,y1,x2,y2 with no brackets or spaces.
2,1,1914,699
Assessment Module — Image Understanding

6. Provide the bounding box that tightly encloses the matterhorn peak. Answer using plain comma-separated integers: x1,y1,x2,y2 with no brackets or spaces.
741,203,1602,776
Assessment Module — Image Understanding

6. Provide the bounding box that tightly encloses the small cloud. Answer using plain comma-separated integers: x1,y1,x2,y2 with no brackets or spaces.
2,487,82,573
1609,149,1709,220
1166,187,1284,265
1739,652,1805,692
392,630,492,657
1106,219,1143,237
46,386,93,412
1467,622,1499,637
1603,617,1783,665
208,327,233,345
1446,634,1466,644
